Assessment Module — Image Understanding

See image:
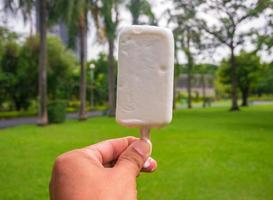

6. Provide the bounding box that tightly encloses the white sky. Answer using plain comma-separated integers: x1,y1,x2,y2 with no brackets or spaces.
0,0,272,64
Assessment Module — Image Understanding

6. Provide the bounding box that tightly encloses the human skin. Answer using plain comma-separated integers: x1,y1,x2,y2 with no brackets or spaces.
49,137,157,200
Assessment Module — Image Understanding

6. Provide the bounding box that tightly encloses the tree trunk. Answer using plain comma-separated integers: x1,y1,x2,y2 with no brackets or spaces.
35,1,40,34
202,74,206,108
14,98,21,111
184,31,193,109
186,49,193,109
173,41,179,111
230,46,239,111
108,39,116,116
187,63,192,109
173,75,177,110
133,18,139,25
37,0,48,126
79,14,87,120
132,0,140,25
29,12,33,37
241,88,249,107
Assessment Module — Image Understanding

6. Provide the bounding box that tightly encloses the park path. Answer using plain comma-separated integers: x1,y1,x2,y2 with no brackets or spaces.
0,111,103,129
1,101,272,129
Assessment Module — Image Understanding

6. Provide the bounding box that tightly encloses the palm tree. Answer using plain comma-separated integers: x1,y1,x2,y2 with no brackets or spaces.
126,0,156,25
37,0,48,125
53,0,121,117
4,0,49,125
50,0,99,120
99,0,121,116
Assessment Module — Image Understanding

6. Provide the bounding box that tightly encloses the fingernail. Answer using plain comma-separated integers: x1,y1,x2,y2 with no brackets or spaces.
141,138,153,155
150,160,157,171
132,139,151,158
143,157,152,168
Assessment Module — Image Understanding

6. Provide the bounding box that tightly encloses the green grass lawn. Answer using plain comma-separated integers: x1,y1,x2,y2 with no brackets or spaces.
0,105,273,200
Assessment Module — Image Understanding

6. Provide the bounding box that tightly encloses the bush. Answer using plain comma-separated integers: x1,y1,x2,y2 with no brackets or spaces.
0,35,76,111
67,100,80,112
48,100,67,124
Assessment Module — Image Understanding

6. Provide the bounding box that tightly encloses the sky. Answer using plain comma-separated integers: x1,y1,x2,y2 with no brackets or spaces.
0,0,272,65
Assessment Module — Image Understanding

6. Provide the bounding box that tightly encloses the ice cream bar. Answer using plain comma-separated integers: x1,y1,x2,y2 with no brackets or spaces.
116,25,174,136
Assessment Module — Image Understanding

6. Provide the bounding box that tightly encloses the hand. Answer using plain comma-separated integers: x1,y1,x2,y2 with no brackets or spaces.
49,137,157,200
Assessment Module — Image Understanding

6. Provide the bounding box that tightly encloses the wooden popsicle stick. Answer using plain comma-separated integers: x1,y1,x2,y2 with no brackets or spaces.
140,128,151,141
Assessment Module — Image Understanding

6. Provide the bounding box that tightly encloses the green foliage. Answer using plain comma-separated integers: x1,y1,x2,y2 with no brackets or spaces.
170,0,206,108
2,0,35,22
171,0,203,61
194,64,217,74
87,53,115,105
127,0,157,25
199,0,270,47
0,36,34,110
217,51,265,105
177,63,217,78
98,0,121,43
47,36,75,99
0,26,18,60
255,62,273,94
0,34,76,111
197,0,272,109
19,36,76,100
49,0,92,48
48,100,67,123
67,53,117,107
218,51,261,93
69,66,81,101
0,27,17,108
256,32,273,53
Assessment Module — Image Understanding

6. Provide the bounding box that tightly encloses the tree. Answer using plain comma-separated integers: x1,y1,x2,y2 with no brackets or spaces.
0,35,37,111
0,28,5,107
47,37,75,100
50,0,87,120
0,26,37,111
0,27,35,110
195,64,217,107
0,27,8,62
0,26,14,73
256,62,273,95
3,0,34,30
36,0,48,125
87,53,113,106
50,0,99,120
127,0,156,25
218,51,261,107
198,0,271,111
4,0,49,124
0,38,31,110
0,35,76,111
169,0,203,109
172,34,180,110
254,3,273,55
98,0,122,116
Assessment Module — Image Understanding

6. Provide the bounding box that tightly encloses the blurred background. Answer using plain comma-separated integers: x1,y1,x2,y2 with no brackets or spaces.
0,0,273,199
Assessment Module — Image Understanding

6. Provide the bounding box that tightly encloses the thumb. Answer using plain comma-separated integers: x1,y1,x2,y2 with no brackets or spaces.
115,139,152,176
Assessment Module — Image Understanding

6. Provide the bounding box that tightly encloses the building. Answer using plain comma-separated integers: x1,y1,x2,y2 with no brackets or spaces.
176,74,215,97
49,22,82,60
49,22,69,46
35,4,81,60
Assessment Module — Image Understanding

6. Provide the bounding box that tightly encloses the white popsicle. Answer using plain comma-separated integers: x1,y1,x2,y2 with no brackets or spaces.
116,25,174,139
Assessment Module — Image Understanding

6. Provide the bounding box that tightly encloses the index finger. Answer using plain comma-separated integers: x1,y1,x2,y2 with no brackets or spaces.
83,136,138,165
